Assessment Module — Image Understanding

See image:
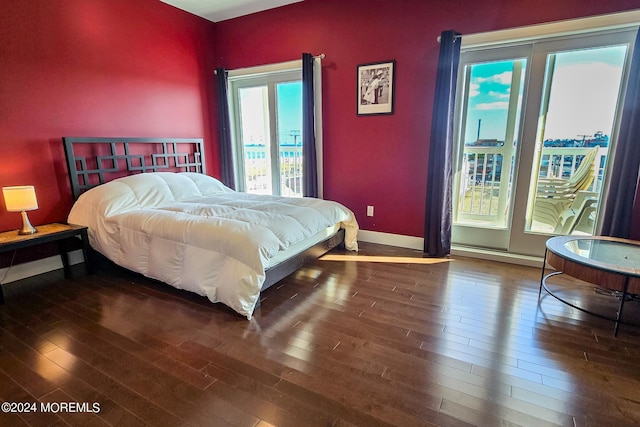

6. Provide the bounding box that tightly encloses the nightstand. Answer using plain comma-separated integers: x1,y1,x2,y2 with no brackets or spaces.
0,223,92,303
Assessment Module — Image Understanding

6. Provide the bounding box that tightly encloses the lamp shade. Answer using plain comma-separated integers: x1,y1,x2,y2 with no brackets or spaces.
2,186,38,212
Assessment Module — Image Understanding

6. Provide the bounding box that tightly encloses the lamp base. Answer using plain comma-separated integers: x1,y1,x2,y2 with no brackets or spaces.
18,211,37,235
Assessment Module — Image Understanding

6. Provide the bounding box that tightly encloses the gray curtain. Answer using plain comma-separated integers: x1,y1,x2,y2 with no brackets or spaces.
215,67,236,190
601,29,640,238
423,30,461,257
302,53,318,198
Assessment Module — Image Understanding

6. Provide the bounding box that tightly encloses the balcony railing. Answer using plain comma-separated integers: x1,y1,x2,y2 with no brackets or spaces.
456,145,512,227
456,145,607,230
538,146,607,192
244,145,303,197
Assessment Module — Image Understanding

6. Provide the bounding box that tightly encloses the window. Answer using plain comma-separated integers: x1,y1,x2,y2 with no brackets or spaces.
229,68,304,196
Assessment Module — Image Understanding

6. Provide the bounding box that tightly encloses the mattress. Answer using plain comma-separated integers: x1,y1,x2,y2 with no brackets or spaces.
68,172,358,318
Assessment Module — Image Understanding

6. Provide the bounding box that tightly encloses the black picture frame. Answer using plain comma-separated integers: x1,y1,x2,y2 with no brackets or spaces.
357,60,395,115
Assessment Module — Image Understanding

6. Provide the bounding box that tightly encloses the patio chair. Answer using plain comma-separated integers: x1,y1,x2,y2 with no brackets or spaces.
554,191,598,234
536,146,599,196
532,147,599,233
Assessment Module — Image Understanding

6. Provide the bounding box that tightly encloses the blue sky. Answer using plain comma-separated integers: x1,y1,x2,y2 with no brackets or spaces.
464,60,516,143
276,82,302,145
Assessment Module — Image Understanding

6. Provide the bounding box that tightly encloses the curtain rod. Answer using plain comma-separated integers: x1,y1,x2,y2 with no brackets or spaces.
436,33,462,43
215,54,325,74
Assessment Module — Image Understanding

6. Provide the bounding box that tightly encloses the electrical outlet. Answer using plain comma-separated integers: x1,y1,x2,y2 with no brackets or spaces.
366,205,374,217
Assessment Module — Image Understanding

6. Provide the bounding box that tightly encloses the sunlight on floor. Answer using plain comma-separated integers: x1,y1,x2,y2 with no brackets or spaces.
320,254,453,264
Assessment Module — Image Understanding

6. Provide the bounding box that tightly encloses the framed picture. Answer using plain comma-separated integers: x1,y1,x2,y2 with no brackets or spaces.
357,60,395,115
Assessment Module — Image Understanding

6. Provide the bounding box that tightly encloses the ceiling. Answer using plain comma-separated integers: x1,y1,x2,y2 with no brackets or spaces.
158,0,303,22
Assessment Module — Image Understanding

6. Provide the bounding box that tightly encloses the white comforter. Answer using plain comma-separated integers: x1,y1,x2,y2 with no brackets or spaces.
68,172,358,319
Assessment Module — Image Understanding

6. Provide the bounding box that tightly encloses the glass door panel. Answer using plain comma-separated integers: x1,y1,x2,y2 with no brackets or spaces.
454,59,526,229
238,85,272,194
276,81,303,197
452,45,530,251
525,45,628,236
509,31,634,256
230,69,303,196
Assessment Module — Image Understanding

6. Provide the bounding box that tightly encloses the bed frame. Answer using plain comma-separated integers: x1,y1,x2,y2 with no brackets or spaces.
63,137,206,199
62,136,344,296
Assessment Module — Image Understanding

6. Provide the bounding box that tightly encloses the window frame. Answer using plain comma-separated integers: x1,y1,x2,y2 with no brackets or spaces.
228,59,324,198
228,67,302,194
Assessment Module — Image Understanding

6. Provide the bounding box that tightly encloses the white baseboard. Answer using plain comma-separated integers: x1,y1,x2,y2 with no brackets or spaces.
358,229,543,268
357,230,424,250
450,245,543,268
0,249,85,285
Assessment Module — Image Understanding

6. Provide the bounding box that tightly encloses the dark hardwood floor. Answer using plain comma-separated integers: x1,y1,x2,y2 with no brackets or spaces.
1,242,640,426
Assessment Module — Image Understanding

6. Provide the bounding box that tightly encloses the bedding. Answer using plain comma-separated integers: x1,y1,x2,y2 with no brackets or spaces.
68,172,358,319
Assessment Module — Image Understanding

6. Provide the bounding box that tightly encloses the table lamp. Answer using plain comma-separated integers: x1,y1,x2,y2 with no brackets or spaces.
2,185,38,235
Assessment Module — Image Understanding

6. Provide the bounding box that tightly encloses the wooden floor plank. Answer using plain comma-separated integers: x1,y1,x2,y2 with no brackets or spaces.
2,241,640,426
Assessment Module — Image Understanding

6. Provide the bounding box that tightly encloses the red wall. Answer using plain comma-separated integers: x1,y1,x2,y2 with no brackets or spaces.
2,0,640,246
0,0,219,233
215,0,640,239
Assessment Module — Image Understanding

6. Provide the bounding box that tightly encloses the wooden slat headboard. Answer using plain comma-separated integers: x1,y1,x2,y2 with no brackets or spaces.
63,137,206,200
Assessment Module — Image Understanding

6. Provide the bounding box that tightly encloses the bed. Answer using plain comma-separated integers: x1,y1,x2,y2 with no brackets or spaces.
63,137,358,319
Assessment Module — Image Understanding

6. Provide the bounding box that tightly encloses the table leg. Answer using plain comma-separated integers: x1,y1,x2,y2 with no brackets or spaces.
538,248,548,299
58,240,72,279
614,276,630,337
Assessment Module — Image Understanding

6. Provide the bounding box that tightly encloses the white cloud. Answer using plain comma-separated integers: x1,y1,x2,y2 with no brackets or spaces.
489,90,510,100
475,101,509,110
475,71,512,85
469,83,480,97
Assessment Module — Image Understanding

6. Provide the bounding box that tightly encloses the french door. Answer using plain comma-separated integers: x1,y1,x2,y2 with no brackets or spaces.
452,30,636,257
229,70,303,196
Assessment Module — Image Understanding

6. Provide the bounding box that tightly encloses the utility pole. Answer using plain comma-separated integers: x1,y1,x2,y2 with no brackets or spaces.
289,130,301,145
577,134,591,147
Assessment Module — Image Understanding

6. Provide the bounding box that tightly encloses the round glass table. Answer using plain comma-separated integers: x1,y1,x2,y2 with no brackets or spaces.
539,235,640,336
